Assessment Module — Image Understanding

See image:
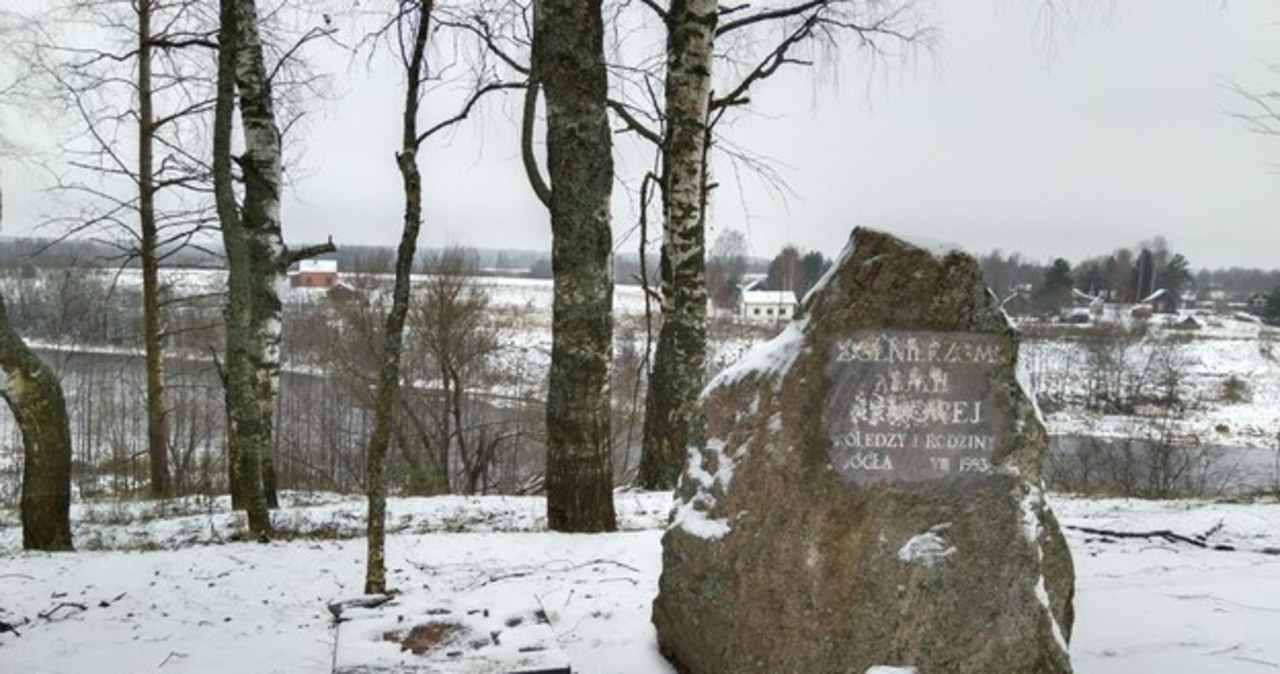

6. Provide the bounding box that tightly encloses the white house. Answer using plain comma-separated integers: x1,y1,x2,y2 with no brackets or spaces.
739,288,797,322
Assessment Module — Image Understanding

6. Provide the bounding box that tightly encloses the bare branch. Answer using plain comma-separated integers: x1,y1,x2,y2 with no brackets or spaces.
435,16,531,76
285,237,337,268
716,0,826,36
712,15,816,112
521,76,551,208
640,0,668,20
607,98,662,146
416,81,525,145
1225,78,1280,137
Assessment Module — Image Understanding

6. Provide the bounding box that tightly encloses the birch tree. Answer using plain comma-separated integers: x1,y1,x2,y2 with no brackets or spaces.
636,0,930,487
214,0,333,536
636,0,716,489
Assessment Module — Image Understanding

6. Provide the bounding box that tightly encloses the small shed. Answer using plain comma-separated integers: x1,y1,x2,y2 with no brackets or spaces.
291,259,339,289
1141,288,1180,315
739,289,797,322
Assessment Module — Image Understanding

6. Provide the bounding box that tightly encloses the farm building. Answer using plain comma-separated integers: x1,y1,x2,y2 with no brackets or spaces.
291,259,339,289
739,287,797,322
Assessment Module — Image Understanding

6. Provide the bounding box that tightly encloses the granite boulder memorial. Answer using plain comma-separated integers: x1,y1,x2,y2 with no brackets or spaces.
651,228,1075,674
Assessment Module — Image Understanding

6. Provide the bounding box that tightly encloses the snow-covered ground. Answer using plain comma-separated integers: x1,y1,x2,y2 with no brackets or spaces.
1021,312,1280,451
2,491,1278,673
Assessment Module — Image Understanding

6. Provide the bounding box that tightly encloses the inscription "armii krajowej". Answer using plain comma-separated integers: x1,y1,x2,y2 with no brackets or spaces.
826,330,1006,485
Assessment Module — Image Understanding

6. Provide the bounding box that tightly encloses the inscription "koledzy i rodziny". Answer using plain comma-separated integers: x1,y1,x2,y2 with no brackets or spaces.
826,331,1006,485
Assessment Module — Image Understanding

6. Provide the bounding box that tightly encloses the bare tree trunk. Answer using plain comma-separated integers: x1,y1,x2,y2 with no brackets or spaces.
365,0,432,595
533,0,617,532
449,368,468,492
233,0,286,517
639,0,716,489
215,0,270,536
220,0,335,528
0,294,73,551
138,0,171,499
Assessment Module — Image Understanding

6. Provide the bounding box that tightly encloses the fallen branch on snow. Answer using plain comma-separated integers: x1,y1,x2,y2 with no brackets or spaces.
0,617,23,637
327,594,395,622
38,602,88,621
1066,525,1280,555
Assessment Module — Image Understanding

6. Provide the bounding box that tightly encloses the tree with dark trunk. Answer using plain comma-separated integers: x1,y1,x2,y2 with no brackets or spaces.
1156,253,1192,297
532,0,619,532
0,293,73,551
1037,258,1074,314
136,0,171,499
364,0,433,595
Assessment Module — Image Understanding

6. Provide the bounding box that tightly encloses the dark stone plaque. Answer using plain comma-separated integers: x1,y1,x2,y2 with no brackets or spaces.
826,329,1008,484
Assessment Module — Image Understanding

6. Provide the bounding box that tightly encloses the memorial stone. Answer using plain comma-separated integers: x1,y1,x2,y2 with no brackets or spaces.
651,228,1075,674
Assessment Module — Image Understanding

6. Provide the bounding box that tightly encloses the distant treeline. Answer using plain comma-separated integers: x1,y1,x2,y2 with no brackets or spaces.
977,238,1280,300
0,235,776,286
5,234,1276,297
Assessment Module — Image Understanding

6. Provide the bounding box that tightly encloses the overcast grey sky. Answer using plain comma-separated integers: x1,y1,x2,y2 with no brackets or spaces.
4,0,1279,269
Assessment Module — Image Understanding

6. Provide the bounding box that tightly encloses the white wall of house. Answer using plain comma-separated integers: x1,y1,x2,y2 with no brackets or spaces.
739,290,796,322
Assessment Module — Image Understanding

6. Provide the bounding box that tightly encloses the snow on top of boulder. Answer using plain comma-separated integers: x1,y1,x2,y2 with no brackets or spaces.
703,317,809,394
890,230,966,259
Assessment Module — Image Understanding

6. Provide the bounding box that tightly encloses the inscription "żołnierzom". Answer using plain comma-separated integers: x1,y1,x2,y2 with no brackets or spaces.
826,331,1006,485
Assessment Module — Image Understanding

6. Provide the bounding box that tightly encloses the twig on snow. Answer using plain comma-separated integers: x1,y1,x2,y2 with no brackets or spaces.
1066,524,1280,555
38,602,88,621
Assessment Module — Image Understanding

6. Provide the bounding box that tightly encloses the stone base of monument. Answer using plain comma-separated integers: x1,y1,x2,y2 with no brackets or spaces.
331,594,570,674
652,228,1076,674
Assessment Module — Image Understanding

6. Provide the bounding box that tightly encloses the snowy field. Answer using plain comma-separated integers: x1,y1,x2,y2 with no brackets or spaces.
101,268,657,320
2,491,1278,673
1021,312,1280,451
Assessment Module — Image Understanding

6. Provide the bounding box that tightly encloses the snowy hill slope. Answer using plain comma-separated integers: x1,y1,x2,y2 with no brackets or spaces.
2,492,1278,673
1021,313,1280,451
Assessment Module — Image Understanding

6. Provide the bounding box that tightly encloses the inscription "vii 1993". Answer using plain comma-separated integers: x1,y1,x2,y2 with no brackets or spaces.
826,330,1007,485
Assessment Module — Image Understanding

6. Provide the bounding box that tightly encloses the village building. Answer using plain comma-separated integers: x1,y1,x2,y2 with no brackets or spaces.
290,259,339,290
1141,288,1180,314
1247,292,1269,315
739,286,797,322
